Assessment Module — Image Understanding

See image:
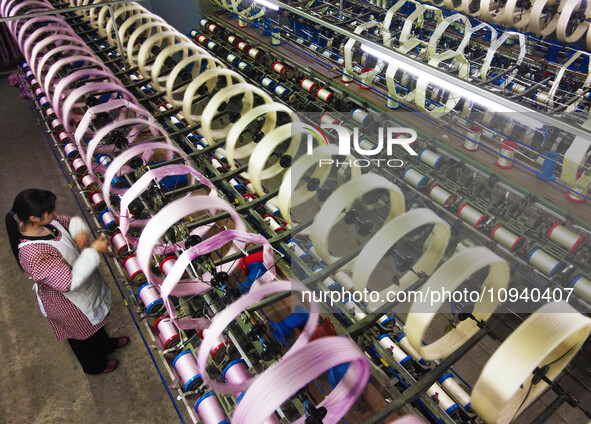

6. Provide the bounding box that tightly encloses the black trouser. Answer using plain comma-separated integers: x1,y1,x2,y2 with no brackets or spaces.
67,327,118,374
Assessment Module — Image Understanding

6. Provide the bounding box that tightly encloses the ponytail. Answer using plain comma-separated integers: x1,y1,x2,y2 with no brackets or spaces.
5,189,57,269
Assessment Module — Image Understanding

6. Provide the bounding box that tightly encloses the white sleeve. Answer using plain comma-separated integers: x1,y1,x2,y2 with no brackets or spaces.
69,247,100,291
68,216,90,240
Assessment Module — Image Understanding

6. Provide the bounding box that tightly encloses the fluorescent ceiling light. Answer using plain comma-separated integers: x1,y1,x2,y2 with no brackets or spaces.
361,44,544,129
254,0,279,10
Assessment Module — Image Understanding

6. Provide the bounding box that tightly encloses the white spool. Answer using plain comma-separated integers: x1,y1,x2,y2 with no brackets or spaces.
457,203,487,228
547,224,584,253
377,334,412,365
402,167,429,189
496,140,517,169
427,383,459,415
526,247,564,277
471,302,591,424
320,113,338,125
418,149,443,170
405,247,510,360
396,333,424,363
351,209,451,311
438,374,471,410
490,224,524,252
300,78,318,93
571,275,591,304
271,28,281,45
428,185,454,207
272,61,287,76
316,87,334,103
464,125,482,151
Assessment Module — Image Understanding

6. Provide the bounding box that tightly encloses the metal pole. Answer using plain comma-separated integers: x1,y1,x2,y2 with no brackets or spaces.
0,0,146,23
108,4,131,70
261,0,591,141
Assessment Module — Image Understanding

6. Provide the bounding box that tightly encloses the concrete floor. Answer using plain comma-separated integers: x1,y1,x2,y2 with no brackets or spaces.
0,77,181,423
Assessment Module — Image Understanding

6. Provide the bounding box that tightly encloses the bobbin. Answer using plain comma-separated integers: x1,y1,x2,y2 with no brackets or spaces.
137,283,164,314
402,167,429,189
418,148,443,170
154,314,181,350
463,125,482,151
111,231,132,256
122,254,145,284
173,350,203,392
490,224,524,252
428,184,454,207
194,392,230,424
526,247,564,277
495,140,517,169
547,223,584,253
457,203,488,228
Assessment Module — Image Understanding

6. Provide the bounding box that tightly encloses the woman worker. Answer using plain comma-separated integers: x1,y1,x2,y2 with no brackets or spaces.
5,189,129,374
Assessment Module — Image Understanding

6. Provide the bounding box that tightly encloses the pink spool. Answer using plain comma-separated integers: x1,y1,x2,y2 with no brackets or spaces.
79,174,99,191
154,314,181,350
198,329,232,363
194,392,229,424
111,231,131,256
57,131,72,144
88,190,106,211
100,210,117,227
173,350,202,392
63,142,79,159
222,360,250,387
123,254,144,282
71,157,87,174
137,283,164,314
159,255,177,276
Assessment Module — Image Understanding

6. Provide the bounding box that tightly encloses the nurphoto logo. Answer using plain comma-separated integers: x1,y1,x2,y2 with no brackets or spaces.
299,122,418,168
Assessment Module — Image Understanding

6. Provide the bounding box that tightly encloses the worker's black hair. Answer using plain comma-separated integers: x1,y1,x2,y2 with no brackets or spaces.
5,189,56,269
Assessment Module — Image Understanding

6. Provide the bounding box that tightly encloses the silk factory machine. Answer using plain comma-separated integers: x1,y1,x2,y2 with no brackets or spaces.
2,0,591,423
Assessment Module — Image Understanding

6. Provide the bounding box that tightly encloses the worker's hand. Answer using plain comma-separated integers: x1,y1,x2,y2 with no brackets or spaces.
90,234,109,253
75,232,89,250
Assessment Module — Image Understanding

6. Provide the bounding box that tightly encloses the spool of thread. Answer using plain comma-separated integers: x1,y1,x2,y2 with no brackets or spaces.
137,283,164,314
238,18,248,28
154,315,181,350
79,174,99,191
248,47,261,60
123,254,145,283
198,329,232,362
88,190,106,211
377,334,412,365
58,131,72,144
159,255,177,276
263,214,285,232
547,224,584,253
378,315,396,327
566,187,586,203
111,231,131,256
226,53,239,65
316,87,334,103
271,27,281,45
418,149,443,170
351,109,370,126
438,373,471,410
227,34,238,45
464,125,482,151
490,224,524,252
402,167,428,189
495,140,517,169
261,76,277,89
99,209,117,232
173,350,203,392
457,203,487,228
71,157,87,174
223,360,251,388
272,62,287,76
320,113,338,125
96,154,112,167
236,41,249,52
526,247,564,277
428,184,454,207
300,78,318,94
273,84,290,99
427,383,460,415
237,61,251,73
63,143,79,159
194,392,230,424
571,275,591,304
